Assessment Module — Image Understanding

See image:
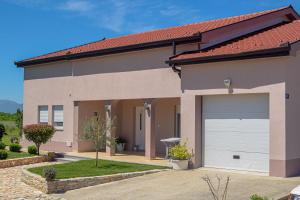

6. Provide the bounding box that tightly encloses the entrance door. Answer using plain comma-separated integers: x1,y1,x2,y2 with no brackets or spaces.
135,106,145,150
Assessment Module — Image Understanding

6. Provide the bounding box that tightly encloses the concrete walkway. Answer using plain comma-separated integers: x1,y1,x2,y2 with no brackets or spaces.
52,168,300,200
0,163,64,200
66,151,170,167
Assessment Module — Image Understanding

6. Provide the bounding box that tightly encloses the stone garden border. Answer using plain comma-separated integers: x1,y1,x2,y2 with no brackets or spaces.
0,156,48,168
22,166,168,194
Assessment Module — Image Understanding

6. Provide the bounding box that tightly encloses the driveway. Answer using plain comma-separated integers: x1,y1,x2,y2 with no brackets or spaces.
0,163,63,200
52,168,300,200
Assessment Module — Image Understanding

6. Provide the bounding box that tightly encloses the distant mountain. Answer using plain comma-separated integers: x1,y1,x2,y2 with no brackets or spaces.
0,100,22,113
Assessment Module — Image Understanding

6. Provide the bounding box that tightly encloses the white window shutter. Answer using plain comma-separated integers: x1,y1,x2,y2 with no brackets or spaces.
53,105,64,130
39,106,48,123
54,106,63,122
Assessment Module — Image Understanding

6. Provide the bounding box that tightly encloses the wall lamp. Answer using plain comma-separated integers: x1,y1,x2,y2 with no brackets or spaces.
224,78,232,89
105,104,111,113
144,102,150,110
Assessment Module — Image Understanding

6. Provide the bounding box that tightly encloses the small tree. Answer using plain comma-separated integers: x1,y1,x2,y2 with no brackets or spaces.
202,175,230,200
23,124,55,155
0,124,6,141
15,109,23,136
82,114,115,167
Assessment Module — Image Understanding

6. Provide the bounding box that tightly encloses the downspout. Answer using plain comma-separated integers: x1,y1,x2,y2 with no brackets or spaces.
172,64,181,78
171,41,181,78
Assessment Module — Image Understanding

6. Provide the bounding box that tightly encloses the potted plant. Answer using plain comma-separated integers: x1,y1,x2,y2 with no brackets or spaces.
169,143,192,170
115,137,127,152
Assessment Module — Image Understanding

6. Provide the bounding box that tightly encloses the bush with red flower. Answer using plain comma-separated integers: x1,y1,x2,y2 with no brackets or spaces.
23,124,55,155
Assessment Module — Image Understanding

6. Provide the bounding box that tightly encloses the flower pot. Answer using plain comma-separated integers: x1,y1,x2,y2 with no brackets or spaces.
116,143,125,152
171,159,189,170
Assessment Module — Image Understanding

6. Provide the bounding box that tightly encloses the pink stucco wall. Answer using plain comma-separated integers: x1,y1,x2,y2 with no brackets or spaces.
71,98,180,154
180,46,300,176
23,46,184,153
22,35,300,177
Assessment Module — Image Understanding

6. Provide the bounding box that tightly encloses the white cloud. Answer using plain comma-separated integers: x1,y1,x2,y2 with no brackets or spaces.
3,0,51,8
2,0,205,34
160,5,183,17
58,0,95,13
98,0,128,32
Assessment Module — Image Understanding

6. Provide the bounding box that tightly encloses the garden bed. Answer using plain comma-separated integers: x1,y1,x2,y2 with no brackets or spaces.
7,151,33,159
23,159,169,193
28,159,168,179
0,155,47,168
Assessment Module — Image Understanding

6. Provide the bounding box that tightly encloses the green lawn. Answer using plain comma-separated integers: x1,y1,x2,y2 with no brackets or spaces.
28,159,167,179
7,151,33,159
0,120,20,145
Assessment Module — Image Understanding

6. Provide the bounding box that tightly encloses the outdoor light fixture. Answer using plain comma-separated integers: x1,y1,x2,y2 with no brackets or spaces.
105,104,111,113
144,102,150,110
224,78,231,89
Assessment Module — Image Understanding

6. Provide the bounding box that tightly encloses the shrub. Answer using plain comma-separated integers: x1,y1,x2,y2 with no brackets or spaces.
250,194,269,200
0,142,6,150
0,150,8,160
10,136,19,144
9,143,22,152
47,152,56,162
16,109,23,136
169,143,192,160
115,137,127,144
0,124,6,141
23,124,55,155
43,167,56,181
28,145,37,155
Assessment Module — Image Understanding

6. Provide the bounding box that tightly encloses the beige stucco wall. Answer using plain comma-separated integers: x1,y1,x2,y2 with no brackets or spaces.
22,35,300,177
180,48,300,176
71,98,179,154
75,101,104,152
23,45,187,152
115,98,179,154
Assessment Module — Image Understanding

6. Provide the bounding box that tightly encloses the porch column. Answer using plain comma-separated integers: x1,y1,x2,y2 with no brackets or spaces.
145,100,156,159
72,101,80,152
181,94,202,168
105,101,116,156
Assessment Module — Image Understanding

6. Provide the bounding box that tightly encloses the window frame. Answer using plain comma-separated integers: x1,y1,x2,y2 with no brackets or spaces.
38,105,49,124
52,105,64,131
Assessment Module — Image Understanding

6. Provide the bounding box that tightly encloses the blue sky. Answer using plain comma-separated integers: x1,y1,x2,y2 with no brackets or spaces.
1,0,300,103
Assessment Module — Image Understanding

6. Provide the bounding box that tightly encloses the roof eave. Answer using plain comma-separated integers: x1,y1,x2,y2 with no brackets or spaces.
15,35,202,67
166,45,291,65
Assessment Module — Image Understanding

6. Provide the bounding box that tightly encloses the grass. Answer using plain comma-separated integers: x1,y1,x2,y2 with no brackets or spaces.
0,120,20,146
28,159,167,179
7,151,33,159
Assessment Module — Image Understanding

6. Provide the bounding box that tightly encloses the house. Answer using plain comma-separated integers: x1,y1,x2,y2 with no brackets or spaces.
16,5,300,177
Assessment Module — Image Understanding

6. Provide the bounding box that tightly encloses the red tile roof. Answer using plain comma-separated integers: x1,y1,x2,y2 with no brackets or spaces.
169,20,300,63
17,6,291,66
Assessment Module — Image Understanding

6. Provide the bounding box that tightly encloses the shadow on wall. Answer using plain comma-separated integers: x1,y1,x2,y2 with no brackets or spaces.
181,56,288,91
24,47,174,80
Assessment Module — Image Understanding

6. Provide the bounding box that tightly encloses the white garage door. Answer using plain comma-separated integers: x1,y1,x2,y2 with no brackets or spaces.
203,94,269,172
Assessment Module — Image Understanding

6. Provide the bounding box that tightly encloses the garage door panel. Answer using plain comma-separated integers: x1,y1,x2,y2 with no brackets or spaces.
204,150,269,172
203,94,269,172
204,119,269,133
205,134,269,153
203,95,269,114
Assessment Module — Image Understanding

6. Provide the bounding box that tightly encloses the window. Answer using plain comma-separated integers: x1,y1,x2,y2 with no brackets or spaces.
175,105,181,138
53,105,64,130
38,106,48,124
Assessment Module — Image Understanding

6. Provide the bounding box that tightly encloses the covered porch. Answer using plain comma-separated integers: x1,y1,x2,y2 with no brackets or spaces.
72,97,180,160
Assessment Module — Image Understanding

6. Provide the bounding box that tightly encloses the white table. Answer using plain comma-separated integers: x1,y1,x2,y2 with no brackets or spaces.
160,137,181,159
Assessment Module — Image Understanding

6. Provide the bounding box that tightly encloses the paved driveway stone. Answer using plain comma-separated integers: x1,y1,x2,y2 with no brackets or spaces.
53,168,300,200
0,164,63,200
